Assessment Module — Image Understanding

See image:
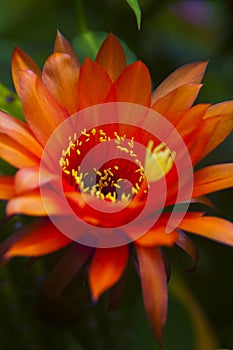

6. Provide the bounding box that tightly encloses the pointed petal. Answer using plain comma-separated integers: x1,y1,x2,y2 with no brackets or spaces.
18,70,68,146
42,52,79,114
151,61,208,104
0,133,40,168
135,224,178,247
88,245,128,301
43,243,93,302
175,229,199,270
108,61,151,106
14,166,40,195
191,196,217,211
96,33,126,81
197,101,233,160
11,46,41,96
54,30,79,66
193,163,233,197
151,83,202,124
0,111,43,158
0,218,71,259
14,166,56,195
205,100,233,118
135,246,167,346
170,103,210,165
176,103,210,138
188,120,233,165
178,215,233,246
0,176,14,199
77,57,112,110
6,190,63,216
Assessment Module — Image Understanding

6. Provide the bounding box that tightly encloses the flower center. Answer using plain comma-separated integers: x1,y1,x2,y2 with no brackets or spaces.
60,126,175,203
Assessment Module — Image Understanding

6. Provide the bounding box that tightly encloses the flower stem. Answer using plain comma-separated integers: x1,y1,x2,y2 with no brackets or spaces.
75,0,88,34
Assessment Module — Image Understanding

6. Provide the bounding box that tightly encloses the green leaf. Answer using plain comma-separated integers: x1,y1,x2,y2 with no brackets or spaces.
0,83,24,120
72,31,137,64
126,0,141,30
72,31,107,63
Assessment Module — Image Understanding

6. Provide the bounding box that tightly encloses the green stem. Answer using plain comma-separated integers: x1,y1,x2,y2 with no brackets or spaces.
75,0,88,34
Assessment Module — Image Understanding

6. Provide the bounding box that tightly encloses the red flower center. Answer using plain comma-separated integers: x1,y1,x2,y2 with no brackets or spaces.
60,125,149,203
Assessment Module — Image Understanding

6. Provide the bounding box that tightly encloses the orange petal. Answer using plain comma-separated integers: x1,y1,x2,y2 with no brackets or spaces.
18,70,68,146
171,104,213,165
197,101,233,161
135,223,178,247
11,46,41,96
14,166,56,195
43,243,93,302
178,215,233,246
96,33,126,81
187,112,233,165
77,57,112,110
107,61,151,106
6,190,63,216
151,61,208,104
0,218,71,259
0,176,15,200
0,133,40,168
135,246,167,346
54,30,79,66
193,163,233,197
0,111,43,158
88,245,128,301
191,196,217,211
151,83,202,125
42,52,79,114
175,103,210,138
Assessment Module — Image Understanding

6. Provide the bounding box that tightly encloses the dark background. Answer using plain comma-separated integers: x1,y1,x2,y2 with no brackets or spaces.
0,0,232,349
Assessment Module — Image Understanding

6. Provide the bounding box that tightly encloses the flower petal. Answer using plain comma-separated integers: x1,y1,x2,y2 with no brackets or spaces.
88,245,128,301
0,133,40,168
188,114,233,165
175,229,199,270
175,103,210,138
43,243,93,302
0,111,43,158
0,218,71,259
42,52,79,114
54,30,79,66
135,246,167,346
6,190,63,216
193,163,233,197
107,61,151,106
0,176,15,200
96,33,126,81
135,223,178,247
18,70,68,146
77,57,112,110
14,166,56,195
151,61,208,104
11,46,41,96
197,101,233,160
178,215,233,246
151,83,202,125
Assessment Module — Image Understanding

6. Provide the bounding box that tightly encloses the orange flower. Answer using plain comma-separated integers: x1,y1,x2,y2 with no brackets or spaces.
0,31,233,345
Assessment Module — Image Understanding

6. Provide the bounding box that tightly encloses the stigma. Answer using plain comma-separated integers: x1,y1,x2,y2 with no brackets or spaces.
144,140,175,182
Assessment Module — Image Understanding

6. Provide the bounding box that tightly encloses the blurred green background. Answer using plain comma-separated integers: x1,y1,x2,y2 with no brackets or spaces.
0,0,233,349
